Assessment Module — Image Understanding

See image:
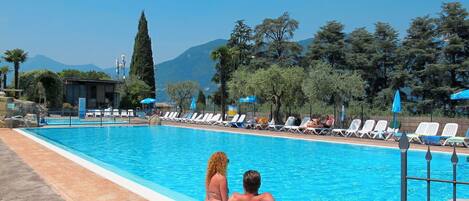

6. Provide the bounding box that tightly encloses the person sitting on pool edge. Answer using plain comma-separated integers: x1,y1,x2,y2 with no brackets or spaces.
228,170,274,201
206,152,229,201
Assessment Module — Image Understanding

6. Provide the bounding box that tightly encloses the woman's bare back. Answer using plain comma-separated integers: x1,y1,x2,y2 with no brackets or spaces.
206,173,228,201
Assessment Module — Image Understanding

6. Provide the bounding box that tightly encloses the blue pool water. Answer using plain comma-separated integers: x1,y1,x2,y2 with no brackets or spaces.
24,126,469,200
45,118,127,125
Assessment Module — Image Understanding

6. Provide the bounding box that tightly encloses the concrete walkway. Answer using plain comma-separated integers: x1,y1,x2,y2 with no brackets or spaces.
0,139,64,201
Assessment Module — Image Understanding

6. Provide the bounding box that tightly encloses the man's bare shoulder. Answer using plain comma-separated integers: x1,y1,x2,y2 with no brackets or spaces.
228,193,274,201
253,193,274,201
228,192,245,201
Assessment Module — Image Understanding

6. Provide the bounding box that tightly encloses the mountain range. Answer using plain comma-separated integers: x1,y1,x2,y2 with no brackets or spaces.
2,38,313,101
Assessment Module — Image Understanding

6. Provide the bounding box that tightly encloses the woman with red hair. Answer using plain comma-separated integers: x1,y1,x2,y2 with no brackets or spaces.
205,151,229,201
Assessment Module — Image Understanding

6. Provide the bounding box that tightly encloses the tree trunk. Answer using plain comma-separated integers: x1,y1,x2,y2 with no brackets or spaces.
2,74,6,89
273,96,282,124
14,62,19,98
220,70,226,121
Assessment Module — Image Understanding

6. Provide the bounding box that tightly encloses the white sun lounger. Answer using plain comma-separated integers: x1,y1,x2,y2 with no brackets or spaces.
287,117,311,133
426,123,458,145
355,120,376,138
128,109,135,117
94,110,102,117
369,120,388,139
103,109,112,117
332,119,361,137
443,128,468,147
278,117,296,131
223,114,239,127
161,112,171,120
194,113,209,123
120,110,129,117
112,109,120,117
207,114,221,124
185,113,198,123
196,113,213,124
229,114,246,128
407,122,439,144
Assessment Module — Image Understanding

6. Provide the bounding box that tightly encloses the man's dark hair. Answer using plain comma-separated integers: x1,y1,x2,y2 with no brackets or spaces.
243,170,261,193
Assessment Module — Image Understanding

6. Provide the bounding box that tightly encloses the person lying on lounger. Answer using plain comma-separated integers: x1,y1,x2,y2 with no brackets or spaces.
306,118,322,128
321,115,334,128
228,170,274,201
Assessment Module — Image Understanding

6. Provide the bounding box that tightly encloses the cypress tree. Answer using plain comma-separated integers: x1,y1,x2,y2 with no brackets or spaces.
130,11,156,97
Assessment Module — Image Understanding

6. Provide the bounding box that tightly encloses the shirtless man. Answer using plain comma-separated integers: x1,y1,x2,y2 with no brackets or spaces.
228,170,274,201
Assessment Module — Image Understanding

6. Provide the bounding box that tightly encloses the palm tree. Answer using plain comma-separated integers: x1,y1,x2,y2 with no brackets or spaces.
0,66,9,90
210,46,238,120
3,49,27,98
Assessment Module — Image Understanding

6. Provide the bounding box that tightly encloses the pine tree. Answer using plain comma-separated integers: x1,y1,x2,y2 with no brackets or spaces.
227,20,253,67
438,2,469,90
130,11,156,97
345,27,375,102
307,21,346,69
370,22,399,101
400,16,440,113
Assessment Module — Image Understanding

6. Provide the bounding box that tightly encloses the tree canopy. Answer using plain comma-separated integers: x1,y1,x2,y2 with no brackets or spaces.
166,81,199,114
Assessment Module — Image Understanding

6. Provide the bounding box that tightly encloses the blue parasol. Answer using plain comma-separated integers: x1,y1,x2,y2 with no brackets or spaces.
450,89,469,100
391,90,401,129
140,98,156,104
190,97,196,110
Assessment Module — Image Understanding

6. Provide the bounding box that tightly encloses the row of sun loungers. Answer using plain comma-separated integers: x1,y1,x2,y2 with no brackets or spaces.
86,109,135,118
161,112,248,127
161,111,468,147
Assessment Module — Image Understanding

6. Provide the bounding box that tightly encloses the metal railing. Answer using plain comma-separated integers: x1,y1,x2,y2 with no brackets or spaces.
43,109,139,127
399,133,469,201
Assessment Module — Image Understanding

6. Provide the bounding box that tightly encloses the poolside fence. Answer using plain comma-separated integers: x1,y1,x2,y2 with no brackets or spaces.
1,108,149,128
399,133,469,201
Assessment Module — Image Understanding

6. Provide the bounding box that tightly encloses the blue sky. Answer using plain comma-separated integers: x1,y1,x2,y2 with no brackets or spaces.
0,0,468,67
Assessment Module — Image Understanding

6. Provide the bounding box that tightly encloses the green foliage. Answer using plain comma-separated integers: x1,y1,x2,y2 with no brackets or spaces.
58,69,111,80
130,11,156,96
166,81,199,113
36,71,63,109
3,48,28,97
228,65,304,123
370,22,399,97
254,12,301,66
196,90,206,112
211,45,239,119
166,81,199,112
119,78,153,109
228,20,253,66
18,70,63,109
302,61,365,106
307,21,346,69
218,2,469,117
0,65,9,89
438,2,469,96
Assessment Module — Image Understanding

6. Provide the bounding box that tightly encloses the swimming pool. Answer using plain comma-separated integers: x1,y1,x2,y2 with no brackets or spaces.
44,117,127,125
22,126,469,200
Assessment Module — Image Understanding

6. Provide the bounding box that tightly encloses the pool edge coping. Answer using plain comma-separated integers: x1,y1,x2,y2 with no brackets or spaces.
13,128,178,201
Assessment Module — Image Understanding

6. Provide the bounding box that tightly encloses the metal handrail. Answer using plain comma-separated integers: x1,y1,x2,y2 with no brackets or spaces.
399,133,468,201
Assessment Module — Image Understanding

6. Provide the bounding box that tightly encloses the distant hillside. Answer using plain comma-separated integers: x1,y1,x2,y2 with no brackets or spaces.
1,54,114,83
155,39,227,101
298,38,313,54
21,54,104,72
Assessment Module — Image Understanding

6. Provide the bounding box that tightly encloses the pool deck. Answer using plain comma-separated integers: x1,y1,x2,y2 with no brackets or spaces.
0,138,64,201
0,128,146,201
0,122,468,201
